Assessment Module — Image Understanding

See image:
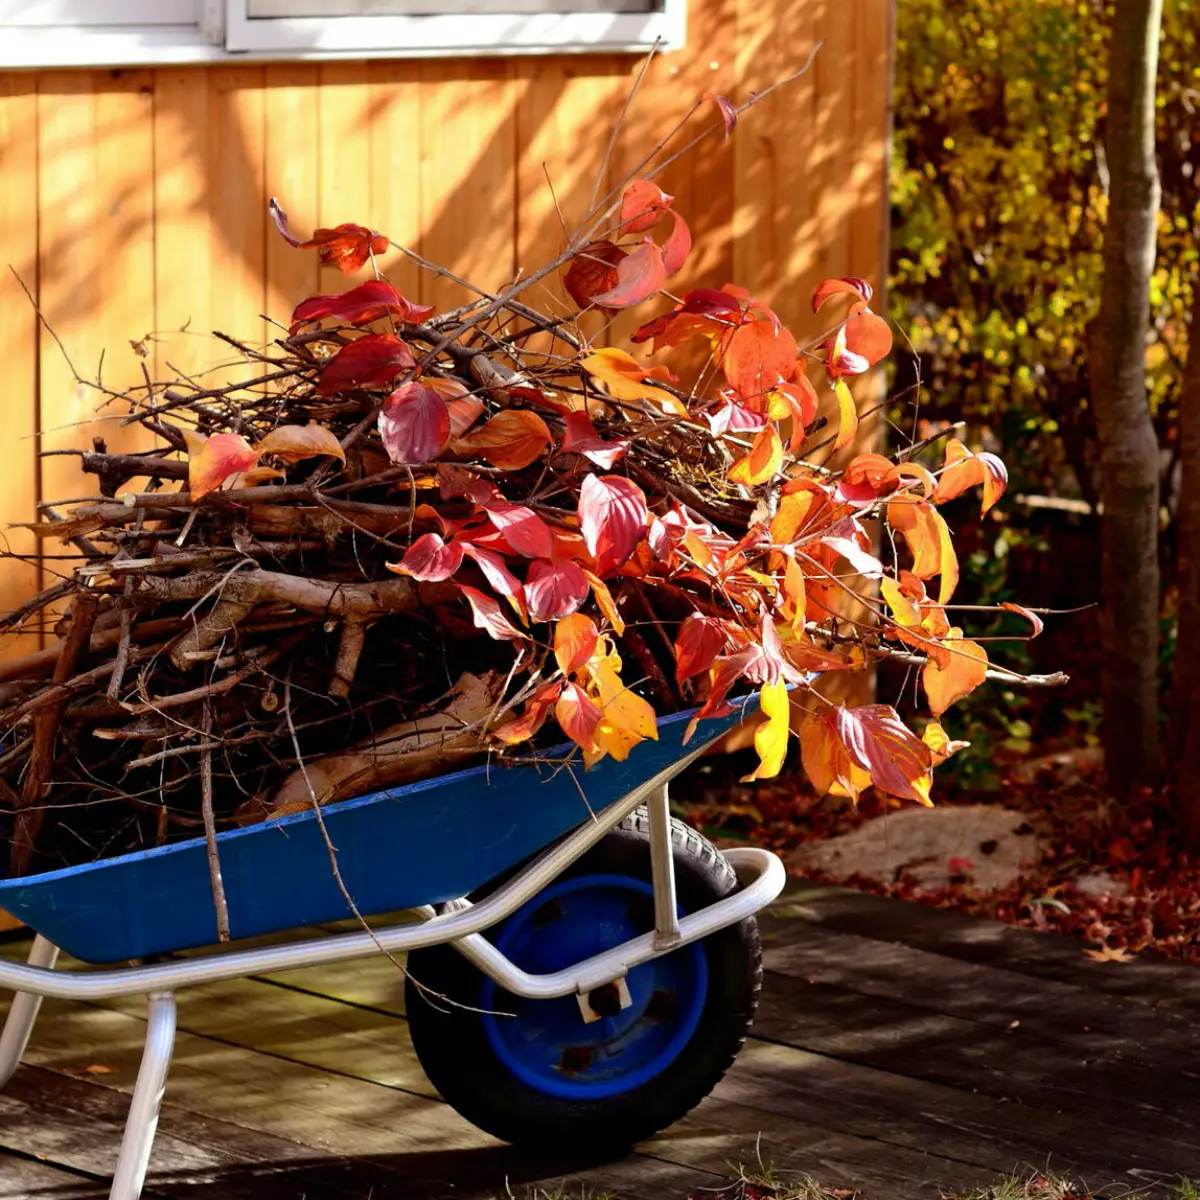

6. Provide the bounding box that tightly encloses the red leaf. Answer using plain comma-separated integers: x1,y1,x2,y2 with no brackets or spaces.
674,614,730,685
438,464,499,504
702,92,738,138
377,381,450,464
183,430,258,502
493,681,563,744
525,558,589,622
833,704,933,804
706,399,767,436
563,241,628,310
483,501,555,559
386,532,463,582
459,584,527,641
555,682,603,751
290,279,432,332
631,288,742,352
812,277,873,313
461,542,526,614
721,318,797,400
300,222,390,274
619,180,673,235
561,410,631,469
318,334,414,395
578,474,649,576
590,243,668,310
661,211,692,276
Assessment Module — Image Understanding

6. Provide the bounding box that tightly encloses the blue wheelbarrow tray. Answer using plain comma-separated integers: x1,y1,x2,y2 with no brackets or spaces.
0,704,750,964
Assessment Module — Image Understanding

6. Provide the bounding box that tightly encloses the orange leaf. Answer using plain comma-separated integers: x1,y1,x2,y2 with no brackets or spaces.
843,310,893,366
455,410,552,471
493,682,562,745
922,720,970,765
619,180,673,234
582,569,626,635
834,704,934,805
584,653,659,762
933,439,1009,515
888,501,959,604
182,430,258,502
833,379,858,451
556,681,603,751
563,240,627,311
255,424,346,464
922,628,988,717
812,277,873,312
589,243,668,309
742,679,790,781
798,711,871,803
1000,601,1044,638
728,424,783,487
721,318,797,401
555,613,599,675
661,211,692,276
581,348,682,413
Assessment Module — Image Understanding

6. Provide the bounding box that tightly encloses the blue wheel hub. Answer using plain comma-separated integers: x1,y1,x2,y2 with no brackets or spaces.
480,873,709,1100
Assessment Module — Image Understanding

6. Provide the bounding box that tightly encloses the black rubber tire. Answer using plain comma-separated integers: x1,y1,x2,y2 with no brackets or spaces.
404,809,763,1150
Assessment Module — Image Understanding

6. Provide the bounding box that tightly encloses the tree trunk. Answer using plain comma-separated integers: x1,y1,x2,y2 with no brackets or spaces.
1087,0,1164,795
1169,317,1200,845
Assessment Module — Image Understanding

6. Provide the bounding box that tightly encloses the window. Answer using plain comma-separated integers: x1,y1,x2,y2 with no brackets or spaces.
0,0,682,67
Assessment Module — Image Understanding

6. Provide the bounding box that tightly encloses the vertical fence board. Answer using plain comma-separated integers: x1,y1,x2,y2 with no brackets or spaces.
0,76,41,658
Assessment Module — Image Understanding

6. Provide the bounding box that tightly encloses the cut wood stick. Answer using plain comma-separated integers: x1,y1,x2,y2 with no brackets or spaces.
200,698,231,943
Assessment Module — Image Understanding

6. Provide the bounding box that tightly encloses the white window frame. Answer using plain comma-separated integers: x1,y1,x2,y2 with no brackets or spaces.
0,0,683,67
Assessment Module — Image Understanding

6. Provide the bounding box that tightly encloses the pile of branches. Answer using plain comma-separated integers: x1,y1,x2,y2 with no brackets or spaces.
0,78,1062,888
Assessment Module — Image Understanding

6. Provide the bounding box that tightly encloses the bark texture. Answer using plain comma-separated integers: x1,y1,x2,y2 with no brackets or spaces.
1088,0,1164,795
1170,317,1200,843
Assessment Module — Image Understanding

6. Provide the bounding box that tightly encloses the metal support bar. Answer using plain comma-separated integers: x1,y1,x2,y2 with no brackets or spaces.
0,934,59,1089
450,847,784,998
0,746,709,1002
647,782,681,948
109,991,176,1200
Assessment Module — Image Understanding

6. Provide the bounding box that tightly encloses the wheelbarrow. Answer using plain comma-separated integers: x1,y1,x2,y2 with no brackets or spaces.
0,703,786,1200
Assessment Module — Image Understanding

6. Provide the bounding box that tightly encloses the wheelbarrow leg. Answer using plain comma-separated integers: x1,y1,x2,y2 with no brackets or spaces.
647,783,681,948
109,990,176,1200
0,934,60,1089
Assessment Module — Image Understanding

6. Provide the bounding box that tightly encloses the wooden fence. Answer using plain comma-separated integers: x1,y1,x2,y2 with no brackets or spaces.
0,0,892,659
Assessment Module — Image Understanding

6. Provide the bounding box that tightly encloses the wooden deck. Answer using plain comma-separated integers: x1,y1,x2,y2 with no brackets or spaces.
4,882,1200,1199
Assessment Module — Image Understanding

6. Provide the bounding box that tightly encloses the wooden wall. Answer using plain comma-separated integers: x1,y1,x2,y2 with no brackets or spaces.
0,0,892,657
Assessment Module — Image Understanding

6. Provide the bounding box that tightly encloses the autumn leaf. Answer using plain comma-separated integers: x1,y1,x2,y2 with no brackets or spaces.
582,569,626,635
631,288,741,353
888,501,959,604
1084,945,1138,963
256,424,346,463
482,501,555,559
444,393,486,439
933,439,1010,515
459,584,527,641
387,533,464,582
798,710,871,803
703,91,738,138
304,223,389,273
674,614,730,685
834,703,934,805
843,310,894,367
578,474,649,576
586,655,659,762
563,241,627,310
833,379,859,450
619,180,673,234
290,279,432,332
1001,601,1045,638
661,211,692,276
554,612,599,675
561,410,631,469
923,628,988,716
922,720,970,765
318,334,414,395
728,424,783,487
182,429,258,502
493,681,562,744
455,410,552,471
742,679,790,781
589,243,669,309
721,317,797,401
556,681,603,751
812,277,873,312
378,381,450,464
525,558,589,621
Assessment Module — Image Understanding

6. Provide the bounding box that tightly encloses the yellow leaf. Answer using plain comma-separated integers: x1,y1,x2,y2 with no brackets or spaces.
742,680,790,781
922,628,988,716
833,378,858,451
585,658,658,762
728,424,783,487
922,720,970,765
256,423,346,463
581,348,686,415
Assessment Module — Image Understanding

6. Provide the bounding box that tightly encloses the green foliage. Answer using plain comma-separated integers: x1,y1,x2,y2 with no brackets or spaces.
891,0,1199,501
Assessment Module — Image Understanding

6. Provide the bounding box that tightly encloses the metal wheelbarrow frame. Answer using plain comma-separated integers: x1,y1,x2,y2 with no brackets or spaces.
0,705,786,1200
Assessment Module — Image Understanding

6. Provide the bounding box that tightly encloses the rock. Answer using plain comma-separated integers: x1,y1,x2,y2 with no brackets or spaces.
1073,871,1129,899
788,804,1043,892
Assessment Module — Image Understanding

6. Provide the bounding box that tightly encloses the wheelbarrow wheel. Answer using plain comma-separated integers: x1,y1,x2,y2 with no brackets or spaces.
405,808,762,1150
